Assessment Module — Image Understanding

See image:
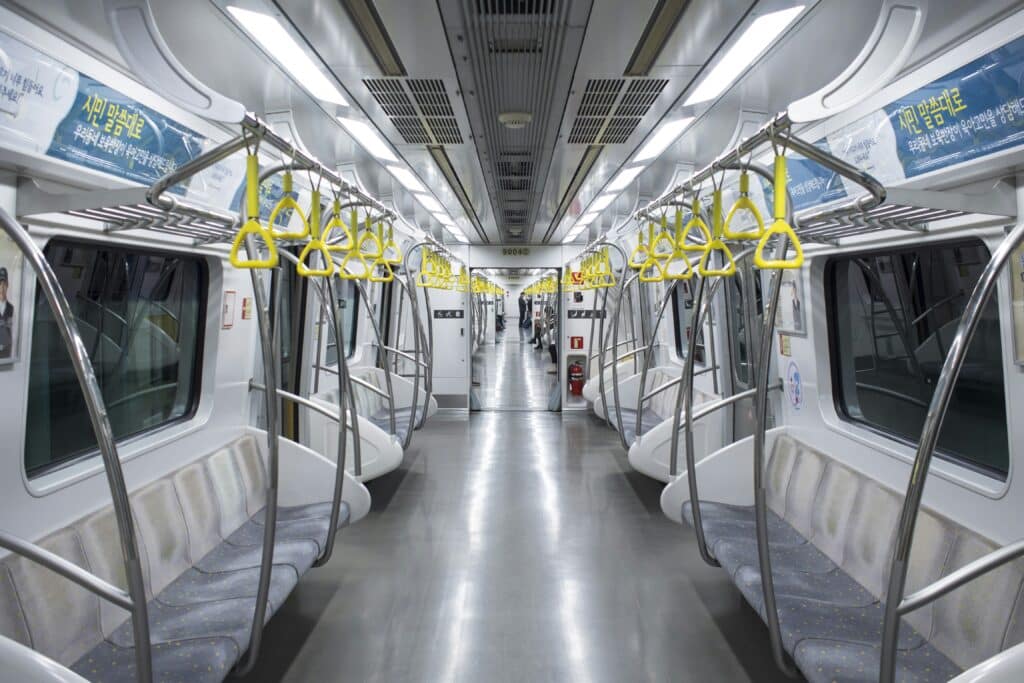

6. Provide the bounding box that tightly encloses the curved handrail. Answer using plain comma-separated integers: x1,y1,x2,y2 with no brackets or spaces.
0,209,153,683
403,242,439,430
609,271,642,449
353,279,397,435
899,538,1024,615
593,241,629,431
879,219,1024,683
390,275,424,448
635,280,679,438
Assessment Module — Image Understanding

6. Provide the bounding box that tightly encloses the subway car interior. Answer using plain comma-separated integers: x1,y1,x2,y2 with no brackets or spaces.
2,1,1024,681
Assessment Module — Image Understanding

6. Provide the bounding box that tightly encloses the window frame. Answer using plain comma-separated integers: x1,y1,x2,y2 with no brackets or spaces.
824,237,1009,481
324,279,359,365
25,238,208,479
671,280,706,365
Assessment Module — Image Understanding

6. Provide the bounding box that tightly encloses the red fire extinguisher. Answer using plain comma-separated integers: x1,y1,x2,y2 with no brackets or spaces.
568,361,585,396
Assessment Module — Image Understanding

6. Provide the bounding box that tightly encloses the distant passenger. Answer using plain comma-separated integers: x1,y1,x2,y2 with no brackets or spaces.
518,293,527,326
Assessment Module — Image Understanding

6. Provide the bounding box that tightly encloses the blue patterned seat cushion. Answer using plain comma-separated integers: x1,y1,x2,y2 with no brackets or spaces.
70,502,342,682
794,638,961,683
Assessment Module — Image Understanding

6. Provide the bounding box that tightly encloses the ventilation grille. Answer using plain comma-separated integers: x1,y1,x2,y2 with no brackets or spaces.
364,78,464,145
567,78,668,144
475,0,557,15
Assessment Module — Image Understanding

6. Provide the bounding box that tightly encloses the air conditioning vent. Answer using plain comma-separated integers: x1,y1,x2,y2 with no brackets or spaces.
475,0,556,15
567,78,668,145
488,37,543,54
364,78,464,145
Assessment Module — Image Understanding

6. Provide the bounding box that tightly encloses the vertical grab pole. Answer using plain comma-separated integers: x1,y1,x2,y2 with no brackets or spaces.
403,242,435,429
879,218,1024,683
310,275,349,566
610,272,641,450
0,211,153,683
595,286,612,426
596,242,628,429
393,276,421,449
750,156,799,677
354,280,396,435
236,239,280,675
636,281,679,439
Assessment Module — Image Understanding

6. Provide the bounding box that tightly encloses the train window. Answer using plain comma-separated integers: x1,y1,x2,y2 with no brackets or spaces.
827,240,1008,478
25,240,206,477
672,281,705,364
324,279,358,365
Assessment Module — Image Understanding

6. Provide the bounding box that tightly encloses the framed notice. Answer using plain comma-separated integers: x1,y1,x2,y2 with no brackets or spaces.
222,290,236,329
0,231,25,365
773,269,807,337
1011,243,1024,365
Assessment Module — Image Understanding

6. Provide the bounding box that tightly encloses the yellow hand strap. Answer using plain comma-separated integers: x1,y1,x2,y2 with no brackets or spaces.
369,256,394,283
754,154,804,270
324,200,355,252
651,214,676,259
268,172,310,240
339,248,372,280
639,255,666,283
382,224,402,265
230,153,278,269
723,171,766,240
297,190,334,277
698,188,737,277
629,226,650,270
678,198,712,252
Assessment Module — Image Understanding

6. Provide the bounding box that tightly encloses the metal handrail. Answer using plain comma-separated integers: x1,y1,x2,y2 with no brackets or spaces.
0,530,133,610
353,279,396,436
249,382,355,426
609,270,642,449
595,242,629,431
635,281,680,436
403,241,439,430
604,345,649,366
348,374,392,400
235,241,280,675
0,209,153,682
899,538,1024,615
879,219,1024,683
589,337,638,360
384,345,429,367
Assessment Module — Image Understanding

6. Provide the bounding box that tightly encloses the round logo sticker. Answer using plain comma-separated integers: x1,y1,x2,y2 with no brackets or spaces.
786,360,803,410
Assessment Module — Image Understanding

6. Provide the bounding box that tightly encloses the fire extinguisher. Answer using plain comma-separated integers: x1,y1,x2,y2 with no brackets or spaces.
568,361,585,396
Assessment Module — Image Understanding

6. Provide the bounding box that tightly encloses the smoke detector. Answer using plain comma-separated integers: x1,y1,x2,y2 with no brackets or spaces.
498,112,533,129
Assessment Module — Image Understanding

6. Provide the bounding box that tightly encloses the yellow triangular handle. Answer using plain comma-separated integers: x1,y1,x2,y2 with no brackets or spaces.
382,224,402,265
664,251,696,280
699,189,737,277
678,198,711,252
629,227,651,270
268,172,310,240
754,155,804,269
369,256,394,283
651,214,676,259
230,154,278,269
339,249,372,280
639,255,666,283
356,214,384,259
723,171,766,240
324,200,355,252
296,191,334,277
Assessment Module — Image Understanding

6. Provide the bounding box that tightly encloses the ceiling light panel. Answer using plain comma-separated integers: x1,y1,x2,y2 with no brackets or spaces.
634,117,695,162
337,117,399,162
416,194,444,213
227,6,348,106
589,194,616,212
387,165,426,193
684,6,806,106
607,165,646,193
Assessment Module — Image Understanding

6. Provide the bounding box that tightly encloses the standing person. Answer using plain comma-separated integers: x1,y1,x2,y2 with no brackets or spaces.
518,293,527,328
0,267,14,359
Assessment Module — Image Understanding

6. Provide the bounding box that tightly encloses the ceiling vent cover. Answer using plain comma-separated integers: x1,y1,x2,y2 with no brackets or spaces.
364,78,464,144
567,78,668,144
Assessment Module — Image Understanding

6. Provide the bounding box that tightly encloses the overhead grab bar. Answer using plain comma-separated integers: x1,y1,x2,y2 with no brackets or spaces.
879,218,1024,683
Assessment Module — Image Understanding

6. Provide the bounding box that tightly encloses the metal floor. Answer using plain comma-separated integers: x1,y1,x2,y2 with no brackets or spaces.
472,321,558,411
239,375,799,683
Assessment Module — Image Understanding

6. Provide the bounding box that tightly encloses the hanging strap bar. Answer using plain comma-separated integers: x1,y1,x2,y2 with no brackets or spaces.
879,218,1024,683
0,209,153,683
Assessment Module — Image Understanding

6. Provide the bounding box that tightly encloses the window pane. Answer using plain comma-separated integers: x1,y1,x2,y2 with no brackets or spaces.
828,240,1007,477
673,280,705,364
25,241,206,476
728,273,764,386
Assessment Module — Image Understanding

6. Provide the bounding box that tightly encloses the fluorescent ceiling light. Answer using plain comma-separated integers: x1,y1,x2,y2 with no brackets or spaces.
577,212,599,227
590,194,616,212
337,117,399,162
433,212,455,226
634,117,695,162
607,165,646,193
387,165,426,193
416,194,444,214
684,6,806,106
227,6,348,106
447,226,467,242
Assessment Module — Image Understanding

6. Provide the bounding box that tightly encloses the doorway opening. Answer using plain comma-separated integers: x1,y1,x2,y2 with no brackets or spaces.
470,267,560,411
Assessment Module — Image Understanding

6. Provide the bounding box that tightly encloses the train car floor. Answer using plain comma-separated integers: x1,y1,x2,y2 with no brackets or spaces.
471,321,558,411
237,409,799,682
